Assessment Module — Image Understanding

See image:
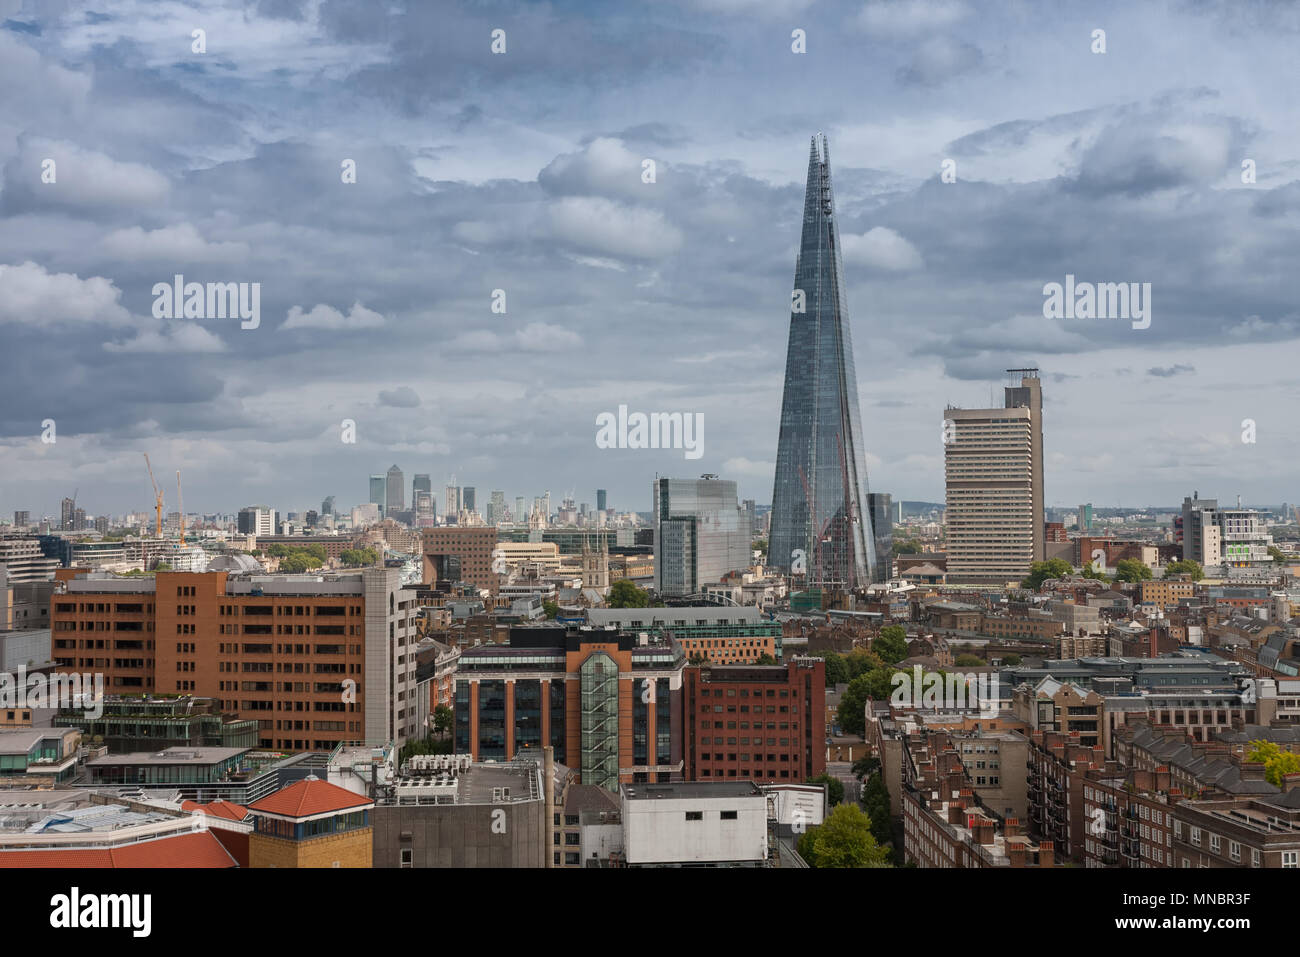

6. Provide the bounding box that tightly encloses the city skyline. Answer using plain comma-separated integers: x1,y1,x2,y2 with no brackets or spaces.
2,0,1297,518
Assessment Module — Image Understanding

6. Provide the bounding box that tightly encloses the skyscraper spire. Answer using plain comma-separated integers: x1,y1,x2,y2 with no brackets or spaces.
770,134,877,590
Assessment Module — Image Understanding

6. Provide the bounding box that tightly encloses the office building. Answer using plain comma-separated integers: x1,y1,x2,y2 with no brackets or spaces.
385,464,404,516
653,476,751,597
446,484,462,520
0,539,59,583
487,491,505,525
681,658,825,784
236,506,276,537
454,625,683,789
50,567,419,750
586,607,782,663
596,489,607,514
421,527,499,594
1078,503,1093,533
462,487,476,514
867,492,893,583
412,474,432,504
321,496,335,516
12,512,30,529
944,369,1044,585
1181,492,1220,565
769,135,877,590
621,781,769,866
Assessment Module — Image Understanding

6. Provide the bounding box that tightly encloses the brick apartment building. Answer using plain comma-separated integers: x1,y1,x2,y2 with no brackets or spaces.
422,527,499,595
1080,766,1177,868
1171,788,1300,868
50,568,419,751
681,658,825,785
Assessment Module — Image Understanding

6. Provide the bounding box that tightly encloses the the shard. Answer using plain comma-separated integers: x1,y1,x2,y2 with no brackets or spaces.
770,134,877,590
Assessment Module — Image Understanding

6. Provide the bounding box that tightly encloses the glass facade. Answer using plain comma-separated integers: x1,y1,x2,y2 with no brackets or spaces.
655,677,672,765
653,478,750,596
549,680,566,764
770,134,876,589
454,680,471,754
513,679,541,755
477,680,506,759
579,653,619,790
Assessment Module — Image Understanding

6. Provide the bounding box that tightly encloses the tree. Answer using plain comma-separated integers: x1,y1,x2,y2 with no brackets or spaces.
836,674,873,737
819,651,849,687
844,647,884,679
1246,740,1300,787
607,579,650,608
432,704,454,738
1114,558,1153,583
1001,653,1022,666
1268,545,1289,564
801,804,890,868
755,653,778,665
892,539,922,556
861,772,892,848
1021,558,1073,590
808,773,844,806
1164,559,1203,582
851,754,880,780
872,625,908,665
953,653,983,667
1081,562,1110,582
752,538,768,556
542,600,559,620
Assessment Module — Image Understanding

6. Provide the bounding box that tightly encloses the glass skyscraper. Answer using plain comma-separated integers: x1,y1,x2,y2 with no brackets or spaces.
770,134,877,589
653,477,751,597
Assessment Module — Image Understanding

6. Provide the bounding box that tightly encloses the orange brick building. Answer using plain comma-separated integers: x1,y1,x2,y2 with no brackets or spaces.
51,568,420,750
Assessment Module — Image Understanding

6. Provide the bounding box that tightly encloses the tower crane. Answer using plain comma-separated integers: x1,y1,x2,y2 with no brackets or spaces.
176,470,185,546
143,453,164,537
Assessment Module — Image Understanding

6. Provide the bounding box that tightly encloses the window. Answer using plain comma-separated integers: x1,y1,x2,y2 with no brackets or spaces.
721,810,738,820
685,811,703,821
1189,827,1201,847
1284,851,1298,869
400,849,413,868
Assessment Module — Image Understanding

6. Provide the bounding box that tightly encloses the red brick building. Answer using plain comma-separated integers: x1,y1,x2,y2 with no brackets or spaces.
682,658,825,784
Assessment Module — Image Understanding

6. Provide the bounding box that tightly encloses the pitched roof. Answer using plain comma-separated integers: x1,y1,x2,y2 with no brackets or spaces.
0,830,237,868
181,798,250,821
248,776,373,818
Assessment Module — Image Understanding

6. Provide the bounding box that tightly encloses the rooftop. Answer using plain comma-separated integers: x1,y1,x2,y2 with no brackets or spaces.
248,775,373,818
622,781,763,801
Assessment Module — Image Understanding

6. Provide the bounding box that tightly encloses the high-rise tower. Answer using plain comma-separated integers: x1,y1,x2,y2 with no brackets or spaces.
770,134,877,589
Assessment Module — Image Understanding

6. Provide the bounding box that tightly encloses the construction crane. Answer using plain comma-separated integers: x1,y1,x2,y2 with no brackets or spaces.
176,470,185,546
143,453,164,537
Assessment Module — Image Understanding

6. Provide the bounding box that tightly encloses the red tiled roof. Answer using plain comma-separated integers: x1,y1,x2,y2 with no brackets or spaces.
0,830,237,868
248,777,373,818
181,798,250,821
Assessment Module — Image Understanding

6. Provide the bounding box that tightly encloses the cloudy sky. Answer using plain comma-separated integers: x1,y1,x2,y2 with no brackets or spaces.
1,0,1297,522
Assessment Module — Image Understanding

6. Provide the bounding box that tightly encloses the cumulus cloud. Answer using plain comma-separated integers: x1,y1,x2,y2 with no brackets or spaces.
103,320,228,354
100,224,250,262
897,36,983,86
1146,364,1195,377
840,227,923,271
0,261,133,326
4,138,169,211
539,137,650,200
282,301,385,330
547,196,683,260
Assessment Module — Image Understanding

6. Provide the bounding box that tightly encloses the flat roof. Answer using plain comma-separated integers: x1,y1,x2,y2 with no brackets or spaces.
622,781,763,801
87,747,247,766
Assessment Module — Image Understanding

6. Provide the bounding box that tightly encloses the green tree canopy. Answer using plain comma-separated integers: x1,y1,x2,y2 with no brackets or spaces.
808,773,844,806
542,600,559,620
1113,558,1153,583
1246,740,1300,787
872,625,908,665
607,579,650,608
1163,559,1203,582
799,804,890,868
1001,653,1022,666
432,704,454,737
1021,558,1073,590
953,653,984,667
891,539,922,556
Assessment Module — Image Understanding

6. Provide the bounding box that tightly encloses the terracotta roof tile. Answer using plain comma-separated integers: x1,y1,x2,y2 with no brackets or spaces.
248,777,373,818
0,831,237,868
181,798,250,821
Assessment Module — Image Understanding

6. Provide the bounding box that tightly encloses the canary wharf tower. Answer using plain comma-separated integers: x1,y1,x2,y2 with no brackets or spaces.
770,134,877,590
